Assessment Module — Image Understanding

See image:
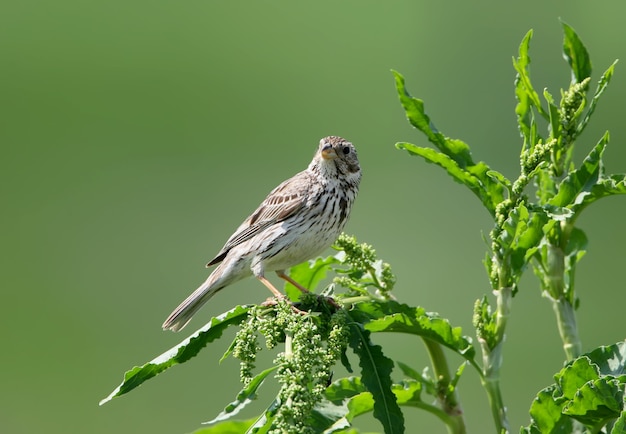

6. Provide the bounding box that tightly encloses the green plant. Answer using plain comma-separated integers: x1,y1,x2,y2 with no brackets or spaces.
100,23,626,433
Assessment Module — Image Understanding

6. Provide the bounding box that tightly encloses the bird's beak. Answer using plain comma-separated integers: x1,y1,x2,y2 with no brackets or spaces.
321,145,337,160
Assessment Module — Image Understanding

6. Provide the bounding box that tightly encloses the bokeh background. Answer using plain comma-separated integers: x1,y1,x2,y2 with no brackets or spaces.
2,1,626,433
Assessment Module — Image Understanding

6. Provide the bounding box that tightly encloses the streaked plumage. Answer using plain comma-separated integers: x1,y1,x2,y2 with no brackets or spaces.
162,136,361,332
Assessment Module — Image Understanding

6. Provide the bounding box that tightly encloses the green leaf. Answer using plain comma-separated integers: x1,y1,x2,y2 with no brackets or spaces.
585,341,626,377
396,142,504,216
397,362,437,396
312,377,376,432
543,89,561,141
514,30,534,144
392,71,472,165
546,132,626,218
99,305,252,405
192,418,257,434
496,203,546,282
563,378,625,426
561,21,592,84
284,255,340,300
325,376,368,403
577,60,618,136
392,70,505,216
575,173,626,214
555,357,600,399
525,384,573,434
513,30,548,123
309,400,352,433
205,366,278,425
392,380,424,406
358,301,476,365
347,320,404,434
316,378,430,433
247,398,280,434
612,411,626,434
487,170,512,191
549,132,607,209
523,341,626,432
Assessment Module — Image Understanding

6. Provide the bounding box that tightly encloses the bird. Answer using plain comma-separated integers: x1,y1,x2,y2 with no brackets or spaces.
162,136,361,332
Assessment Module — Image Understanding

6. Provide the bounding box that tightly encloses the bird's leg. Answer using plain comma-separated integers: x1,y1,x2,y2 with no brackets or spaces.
257,275,287,299
257,274,307,315
277,270,341,310
275,270,310,293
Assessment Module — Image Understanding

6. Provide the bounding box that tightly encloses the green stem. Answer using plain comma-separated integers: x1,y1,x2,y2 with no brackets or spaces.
551,296,582,360
480,340,508,434
544,243,582,360
480,286,512,433
422,338,467,434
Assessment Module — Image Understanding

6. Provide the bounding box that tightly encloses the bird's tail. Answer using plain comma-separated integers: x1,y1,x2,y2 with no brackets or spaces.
162,272,225,332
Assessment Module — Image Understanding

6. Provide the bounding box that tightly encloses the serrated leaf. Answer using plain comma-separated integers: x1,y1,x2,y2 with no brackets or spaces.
585,341,626,377
99,305,252,405
392,70,505,216
549,132,607,210
192,418,257,434
325,377,367,403
513,29,548,124
247,398,280,434
497,204,546,279
309,398,352,433
543,132,626,221
392,71,472,165
487,170,512,191
526,384,573,433
578,60,618,136
347,321,404,434
524,341,626,432
312,378,372,434
611,411,626,434
540,204,575,222
315,378,426,433
556,357,600,399
561,21,592,84
543,88,561,140
357,301,476,364
205,366,278,425
574,173,626,215
396,142,503,216
514,31,534,144
563,378,625,426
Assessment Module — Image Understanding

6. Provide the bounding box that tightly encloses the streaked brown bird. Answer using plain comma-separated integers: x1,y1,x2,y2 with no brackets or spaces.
162,136,361,331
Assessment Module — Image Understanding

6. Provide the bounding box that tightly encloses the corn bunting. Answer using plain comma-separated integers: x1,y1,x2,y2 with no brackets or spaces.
162,136,361,331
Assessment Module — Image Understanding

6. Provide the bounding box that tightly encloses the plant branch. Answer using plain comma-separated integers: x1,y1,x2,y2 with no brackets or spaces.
422,338,467,434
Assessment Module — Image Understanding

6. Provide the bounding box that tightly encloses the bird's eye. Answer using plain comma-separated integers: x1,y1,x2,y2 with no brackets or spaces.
342,146,350,155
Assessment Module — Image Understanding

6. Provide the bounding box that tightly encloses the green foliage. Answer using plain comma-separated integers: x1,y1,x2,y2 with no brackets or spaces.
347,323,404,434
100,23,625,434
392,70,505,217
522,341,626,433
393,21,625,433
99,305,252,405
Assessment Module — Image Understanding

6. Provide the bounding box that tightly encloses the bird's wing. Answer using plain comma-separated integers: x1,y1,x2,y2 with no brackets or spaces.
206,172,311,267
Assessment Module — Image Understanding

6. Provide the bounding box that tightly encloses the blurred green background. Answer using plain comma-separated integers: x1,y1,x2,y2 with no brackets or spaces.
2,1,626,432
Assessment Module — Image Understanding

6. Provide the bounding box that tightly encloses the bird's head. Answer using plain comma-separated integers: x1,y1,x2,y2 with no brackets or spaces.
318,136,360,175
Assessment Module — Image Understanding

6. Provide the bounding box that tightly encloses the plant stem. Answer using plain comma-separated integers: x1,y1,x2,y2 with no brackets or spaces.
551,296,582,360
544,243,583,360
480,341,508,434
422,338,467,434
480,286,512,433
